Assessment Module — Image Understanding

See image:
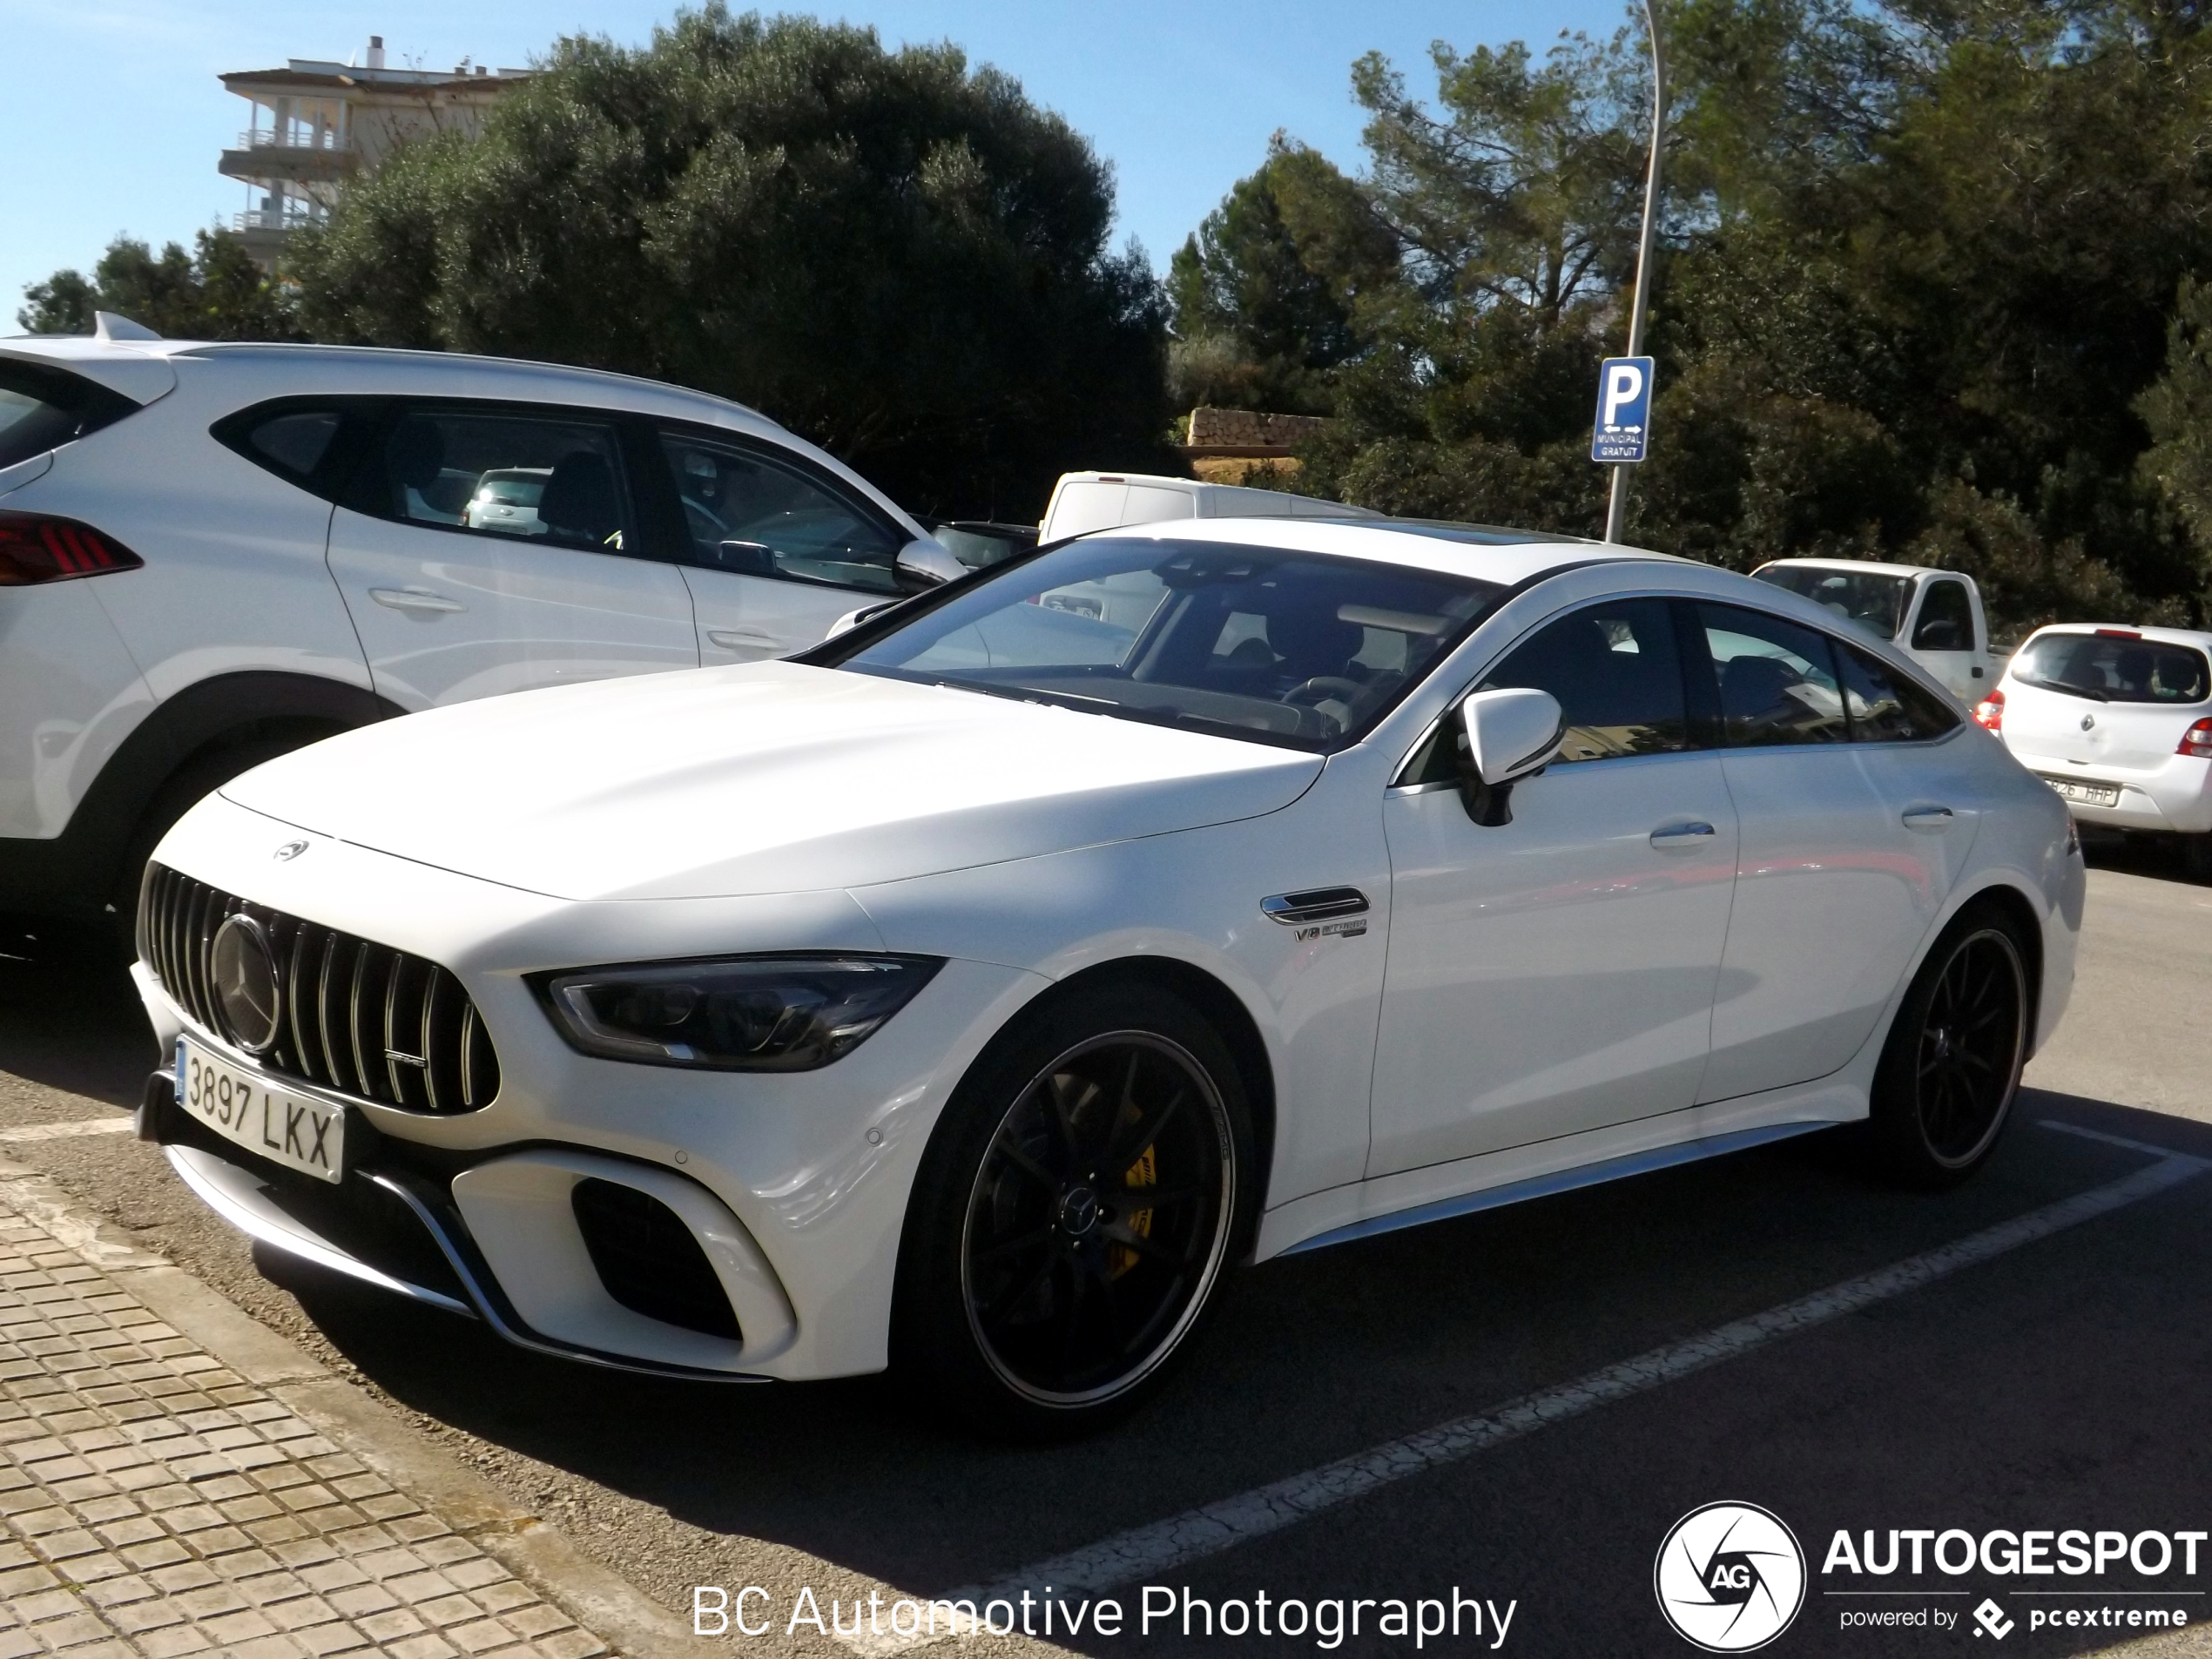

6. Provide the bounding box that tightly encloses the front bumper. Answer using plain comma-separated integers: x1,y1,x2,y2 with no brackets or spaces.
135,792,1052,1382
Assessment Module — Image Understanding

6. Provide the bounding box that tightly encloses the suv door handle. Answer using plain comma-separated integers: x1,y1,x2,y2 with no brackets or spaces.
1649,821,1717,849
368,587,464,614
1901,805,1955,831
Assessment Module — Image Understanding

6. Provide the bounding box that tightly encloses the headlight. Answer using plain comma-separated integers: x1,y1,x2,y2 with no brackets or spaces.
533,954,941,1071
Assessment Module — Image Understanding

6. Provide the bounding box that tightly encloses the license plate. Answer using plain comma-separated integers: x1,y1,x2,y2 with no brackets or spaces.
174,1039,345,1184
2041,777,2120,808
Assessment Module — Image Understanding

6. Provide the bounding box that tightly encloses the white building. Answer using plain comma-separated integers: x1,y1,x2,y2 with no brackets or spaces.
219,37,528,266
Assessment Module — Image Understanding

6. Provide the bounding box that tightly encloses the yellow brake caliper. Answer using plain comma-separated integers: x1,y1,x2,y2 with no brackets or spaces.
1113,1143,1157,1278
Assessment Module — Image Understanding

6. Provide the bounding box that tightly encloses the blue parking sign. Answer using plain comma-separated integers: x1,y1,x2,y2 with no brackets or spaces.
1591,356,1655,463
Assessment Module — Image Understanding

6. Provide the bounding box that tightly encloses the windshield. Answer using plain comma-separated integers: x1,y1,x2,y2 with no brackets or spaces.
825,537,1503,750
2012,631,2212,705
1752,566,1911,640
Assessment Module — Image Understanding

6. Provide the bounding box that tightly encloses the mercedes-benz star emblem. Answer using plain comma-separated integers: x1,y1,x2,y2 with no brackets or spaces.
273,840,309,861
210,914,283,1054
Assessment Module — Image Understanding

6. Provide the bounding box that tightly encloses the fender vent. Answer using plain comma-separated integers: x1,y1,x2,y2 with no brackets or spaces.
570,1177,741,1341
139,863,500,1115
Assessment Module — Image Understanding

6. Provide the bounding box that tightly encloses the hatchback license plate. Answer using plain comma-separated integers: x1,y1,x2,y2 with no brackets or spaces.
174,1040,344,1184
2042,777,2120,809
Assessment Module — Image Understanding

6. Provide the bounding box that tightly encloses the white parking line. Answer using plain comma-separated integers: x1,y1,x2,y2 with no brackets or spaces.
935,1123,2203,1617
0,1115,135,1143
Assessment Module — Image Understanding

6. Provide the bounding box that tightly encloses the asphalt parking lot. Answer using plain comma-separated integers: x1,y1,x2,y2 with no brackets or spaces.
3,839,2209,1657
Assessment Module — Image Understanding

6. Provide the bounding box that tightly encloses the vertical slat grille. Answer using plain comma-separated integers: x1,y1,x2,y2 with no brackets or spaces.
138,863,500,1115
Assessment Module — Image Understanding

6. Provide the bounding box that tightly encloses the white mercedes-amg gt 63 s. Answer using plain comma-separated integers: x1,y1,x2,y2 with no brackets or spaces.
132,518,2083,1436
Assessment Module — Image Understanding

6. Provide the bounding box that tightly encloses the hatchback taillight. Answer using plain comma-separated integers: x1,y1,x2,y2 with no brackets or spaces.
2180,718,2212,759
0,511,145,585
1973,687,2006,732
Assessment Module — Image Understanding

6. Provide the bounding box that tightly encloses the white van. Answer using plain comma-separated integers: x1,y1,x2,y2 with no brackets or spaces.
1039,471,1379,543
1750,558,1993,702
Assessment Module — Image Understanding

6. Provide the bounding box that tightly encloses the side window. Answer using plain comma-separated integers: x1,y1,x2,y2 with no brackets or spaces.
1912,578,1973,651
373,408,633,554
212,402,363,501
1477,597,1690,764
1694,603,1848,747
659,431,904,595
1835,642,1962,742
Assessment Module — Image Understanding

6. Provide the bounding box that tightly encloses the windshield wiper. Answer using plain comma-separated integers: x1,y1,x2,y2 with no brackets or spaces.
2018,674,2107,701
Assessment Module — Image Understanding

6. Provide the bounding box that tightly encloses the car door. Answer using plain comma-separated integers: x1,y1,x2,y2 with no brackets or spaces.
1691,601,1966,1103
1366,597,1741,1177
653,426,910,662
1903,575,1979,700
324,403,698,710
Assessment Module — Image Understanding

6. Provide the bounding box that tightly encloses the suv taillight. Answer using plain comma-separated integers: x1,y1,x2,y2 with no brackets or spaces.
1973,687,2006,732
0,511,145,586
2180,718,2212,759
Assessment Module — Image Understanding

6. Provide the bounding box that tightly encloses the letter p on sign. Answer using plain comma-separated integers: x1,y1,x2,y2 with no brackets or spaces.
1591,356,1655,464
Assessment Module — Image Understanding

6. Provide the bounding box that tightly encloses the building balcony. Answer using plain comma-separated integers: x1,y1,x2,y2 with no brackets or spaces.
219,132,356,186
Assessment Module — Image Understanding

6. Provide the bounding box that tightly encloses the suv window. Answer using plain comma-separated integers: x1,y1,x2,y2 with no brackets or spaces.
0,361,138,471
1834,641,1961,741
659,430,903,594
1693,604,1848,746
1912,577,1973,651
1476,597,1690,764
370,408,634,553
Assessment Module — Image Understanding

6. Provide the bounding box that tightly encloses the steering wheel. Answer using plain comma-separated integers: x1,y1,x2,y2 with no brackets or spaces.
1284,675,1366,707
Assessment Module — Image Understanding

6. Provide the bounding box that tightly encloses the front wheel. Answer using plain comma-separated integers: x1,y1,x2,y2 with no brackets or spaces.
893,982,1253,1440
1869,907,2030,1187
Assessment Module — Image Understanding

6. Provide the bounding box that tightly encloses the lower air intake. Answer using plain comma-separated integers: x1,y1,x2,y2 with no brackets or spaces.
570,1177,742,1341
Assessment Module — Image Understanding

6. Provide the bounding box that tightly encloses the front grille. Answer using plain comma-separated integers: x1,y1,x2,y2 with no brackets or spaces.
570,1177,742,1340
141,863,501,1114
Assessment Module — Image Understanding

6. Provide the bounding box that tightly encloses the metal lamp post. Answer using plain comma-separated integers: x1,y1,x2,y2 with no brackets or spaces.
1604,0,1668,545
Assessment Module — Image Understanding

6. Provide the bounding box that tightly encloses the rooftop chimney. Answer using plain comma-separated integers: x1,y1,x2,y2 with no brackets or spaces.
366,35,385,70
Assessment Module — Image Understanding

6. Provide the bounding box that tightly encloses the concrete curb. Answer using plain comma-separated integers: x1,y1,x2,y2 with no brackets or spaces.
0,1154,705,1659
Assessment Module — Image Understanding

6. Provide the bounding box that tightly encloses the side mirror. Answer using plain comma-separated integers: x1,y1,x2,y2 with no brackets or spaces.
1454,688,1565,826
715,539,774,576
894,536,966,590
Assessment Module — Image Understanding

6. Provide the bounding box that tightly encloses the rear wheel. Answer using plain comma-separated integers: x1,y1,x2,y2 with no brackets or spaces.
893,982,1252,1440
1869,906,2030,1187
2180,833,2212,885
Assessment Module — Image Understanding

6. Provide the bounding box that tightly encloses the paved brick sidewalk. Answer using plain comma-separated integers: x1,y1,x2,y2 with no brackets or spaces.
0,1189,612,1658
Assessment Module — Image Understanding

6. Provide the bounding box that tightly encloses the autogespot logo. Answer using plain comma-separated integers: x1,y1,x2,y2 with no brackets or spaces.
1656,1502,1808,1652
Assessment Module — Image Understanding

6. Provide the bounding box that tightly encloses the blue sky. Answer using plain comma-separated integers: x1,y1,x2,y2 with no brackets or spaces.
3,0,1629,326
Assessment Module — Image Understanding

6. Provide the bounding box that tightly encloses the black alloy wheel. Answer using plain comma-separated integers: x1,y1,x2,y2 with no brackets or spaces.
894,982,1251,1438
1871,908,2028,1186
962,1031,1232,1405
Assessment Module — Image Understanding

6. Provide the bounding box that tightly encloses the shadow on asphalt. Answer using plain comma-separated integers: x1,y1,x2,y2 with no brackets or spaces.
257,1092,2212,1656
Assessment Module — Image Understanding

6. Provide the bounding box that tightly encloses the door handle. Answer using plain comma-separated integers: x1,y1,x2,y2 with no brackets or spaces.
1649,821,1716,849
1902,806,1956,831
706,628,779,652
368,587,464,614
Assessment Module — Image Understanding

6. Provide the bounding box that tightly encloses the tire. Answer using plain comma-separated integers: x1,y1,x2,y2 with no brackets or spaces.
2181,833,2212,886
892,981,1255,1440
108,732,332,953
1868,904,2031,1188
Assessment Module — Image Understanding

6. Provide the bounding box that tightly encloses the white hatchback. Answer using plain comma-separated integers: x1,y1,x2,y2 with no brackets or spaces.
0,322,943,930
133,518,2080,1436
1983,623,2212,875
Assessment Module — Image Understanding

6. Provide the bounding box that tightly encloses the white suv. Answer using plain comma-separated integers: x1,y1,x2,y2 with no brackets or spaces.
0,322,945,928
1983,622,2212,877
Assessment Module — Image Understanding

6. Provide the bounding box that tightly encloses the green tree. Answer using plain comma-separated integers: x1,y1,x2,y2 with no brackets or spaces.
1166,137,1397,412
289,4,1170,518
17,230,298,341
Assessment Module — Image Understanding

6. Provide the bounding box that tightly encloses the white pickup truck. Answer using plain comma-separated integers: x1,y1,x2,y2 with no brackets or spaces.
1750,558,1992,702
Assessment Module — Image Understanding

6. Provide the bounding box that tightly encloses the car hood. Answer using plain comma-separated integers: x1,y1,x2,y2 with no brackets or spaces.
219,662,1324,901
